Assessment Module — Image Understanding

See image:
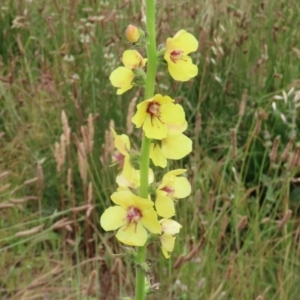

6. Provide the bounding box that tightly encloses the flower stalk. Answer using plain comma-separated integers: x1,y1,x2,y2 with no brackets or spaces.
102,0,198,298
135,1,158,299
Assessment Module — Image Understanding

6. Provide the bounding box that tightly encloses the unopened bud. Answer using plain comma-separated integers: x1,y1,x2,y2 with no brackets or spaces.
125,24,140,43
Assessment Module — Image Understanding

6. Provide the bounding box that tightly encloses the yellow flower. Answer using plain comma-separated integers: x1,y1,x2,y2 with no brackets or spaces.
150,134,192,168
117,167,155,189
159,219,182,259
111,129,139,188
109,67,134,95
100,190,161,246
125,24,140,43
155,169,191,218
112,129,154,188
164,30,198,81
122,50,146,69
109,50,146,95
131,94,187,140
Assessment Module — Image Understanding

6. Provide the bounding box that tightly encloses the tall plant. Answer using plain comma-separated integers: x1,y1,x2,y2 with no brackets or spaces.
100,1,198,299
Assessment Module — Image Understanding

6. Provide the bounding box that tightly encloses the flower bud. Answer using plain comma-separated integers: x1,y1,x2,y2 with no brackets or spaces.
125,24,140,43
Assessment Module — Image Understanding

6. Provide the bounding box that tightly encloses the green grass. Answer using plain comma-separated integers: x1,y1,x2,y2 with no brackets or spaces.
1,0,300,299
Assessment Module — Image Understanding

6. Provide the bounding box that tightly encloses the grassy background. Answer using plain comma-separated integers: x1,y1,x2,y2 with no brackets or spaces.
1,0,300,299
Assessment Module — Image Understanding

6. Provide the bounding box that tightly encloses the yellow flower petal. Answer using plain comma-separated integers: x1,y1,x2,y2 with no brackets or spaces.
109,67,134,94
116,222,148,246
111,190,154,209
160,233,175,252
116,167,140,189
161,134,192,159
167,168,186,176
160,102,185,124
167,58,198,82
155,190,175,218
148,168,155,184
141,209,161,234
166,121,188,135
100,206,127,231
116,186,130,192
160,219,182,235
150,143,167,168
131,101,149,128
150,134,192,168
112,129,130,156
110,190,135,208
143,116,168,139
161,247,170,259
169,30,198,54
131,194,154,209
172,177,191,198
122,50,144,69
160,233,175,259
153,94,174,105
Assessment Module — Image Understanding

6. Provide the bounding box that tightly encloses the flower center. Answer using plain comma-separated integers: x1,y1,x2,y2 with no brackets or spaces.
170,49,183,63
161,186,175,197
147,101,161,117
112,151,125,168
127,206,142,223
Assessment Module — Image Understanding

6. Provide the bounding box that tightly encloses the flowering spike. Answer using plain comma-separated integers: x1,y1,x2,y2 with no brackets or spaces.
101,0,197,294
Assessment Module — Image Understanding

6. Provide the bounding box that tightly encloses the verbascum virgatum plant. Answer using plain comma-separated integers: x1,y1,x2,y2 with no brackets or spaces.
100,1,198,299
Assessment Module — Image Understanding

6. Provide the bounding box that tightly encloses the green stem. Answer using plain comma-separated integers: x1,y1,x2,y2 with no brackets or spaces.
139,136,152,198
135,1,157,300
144,2,157,100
